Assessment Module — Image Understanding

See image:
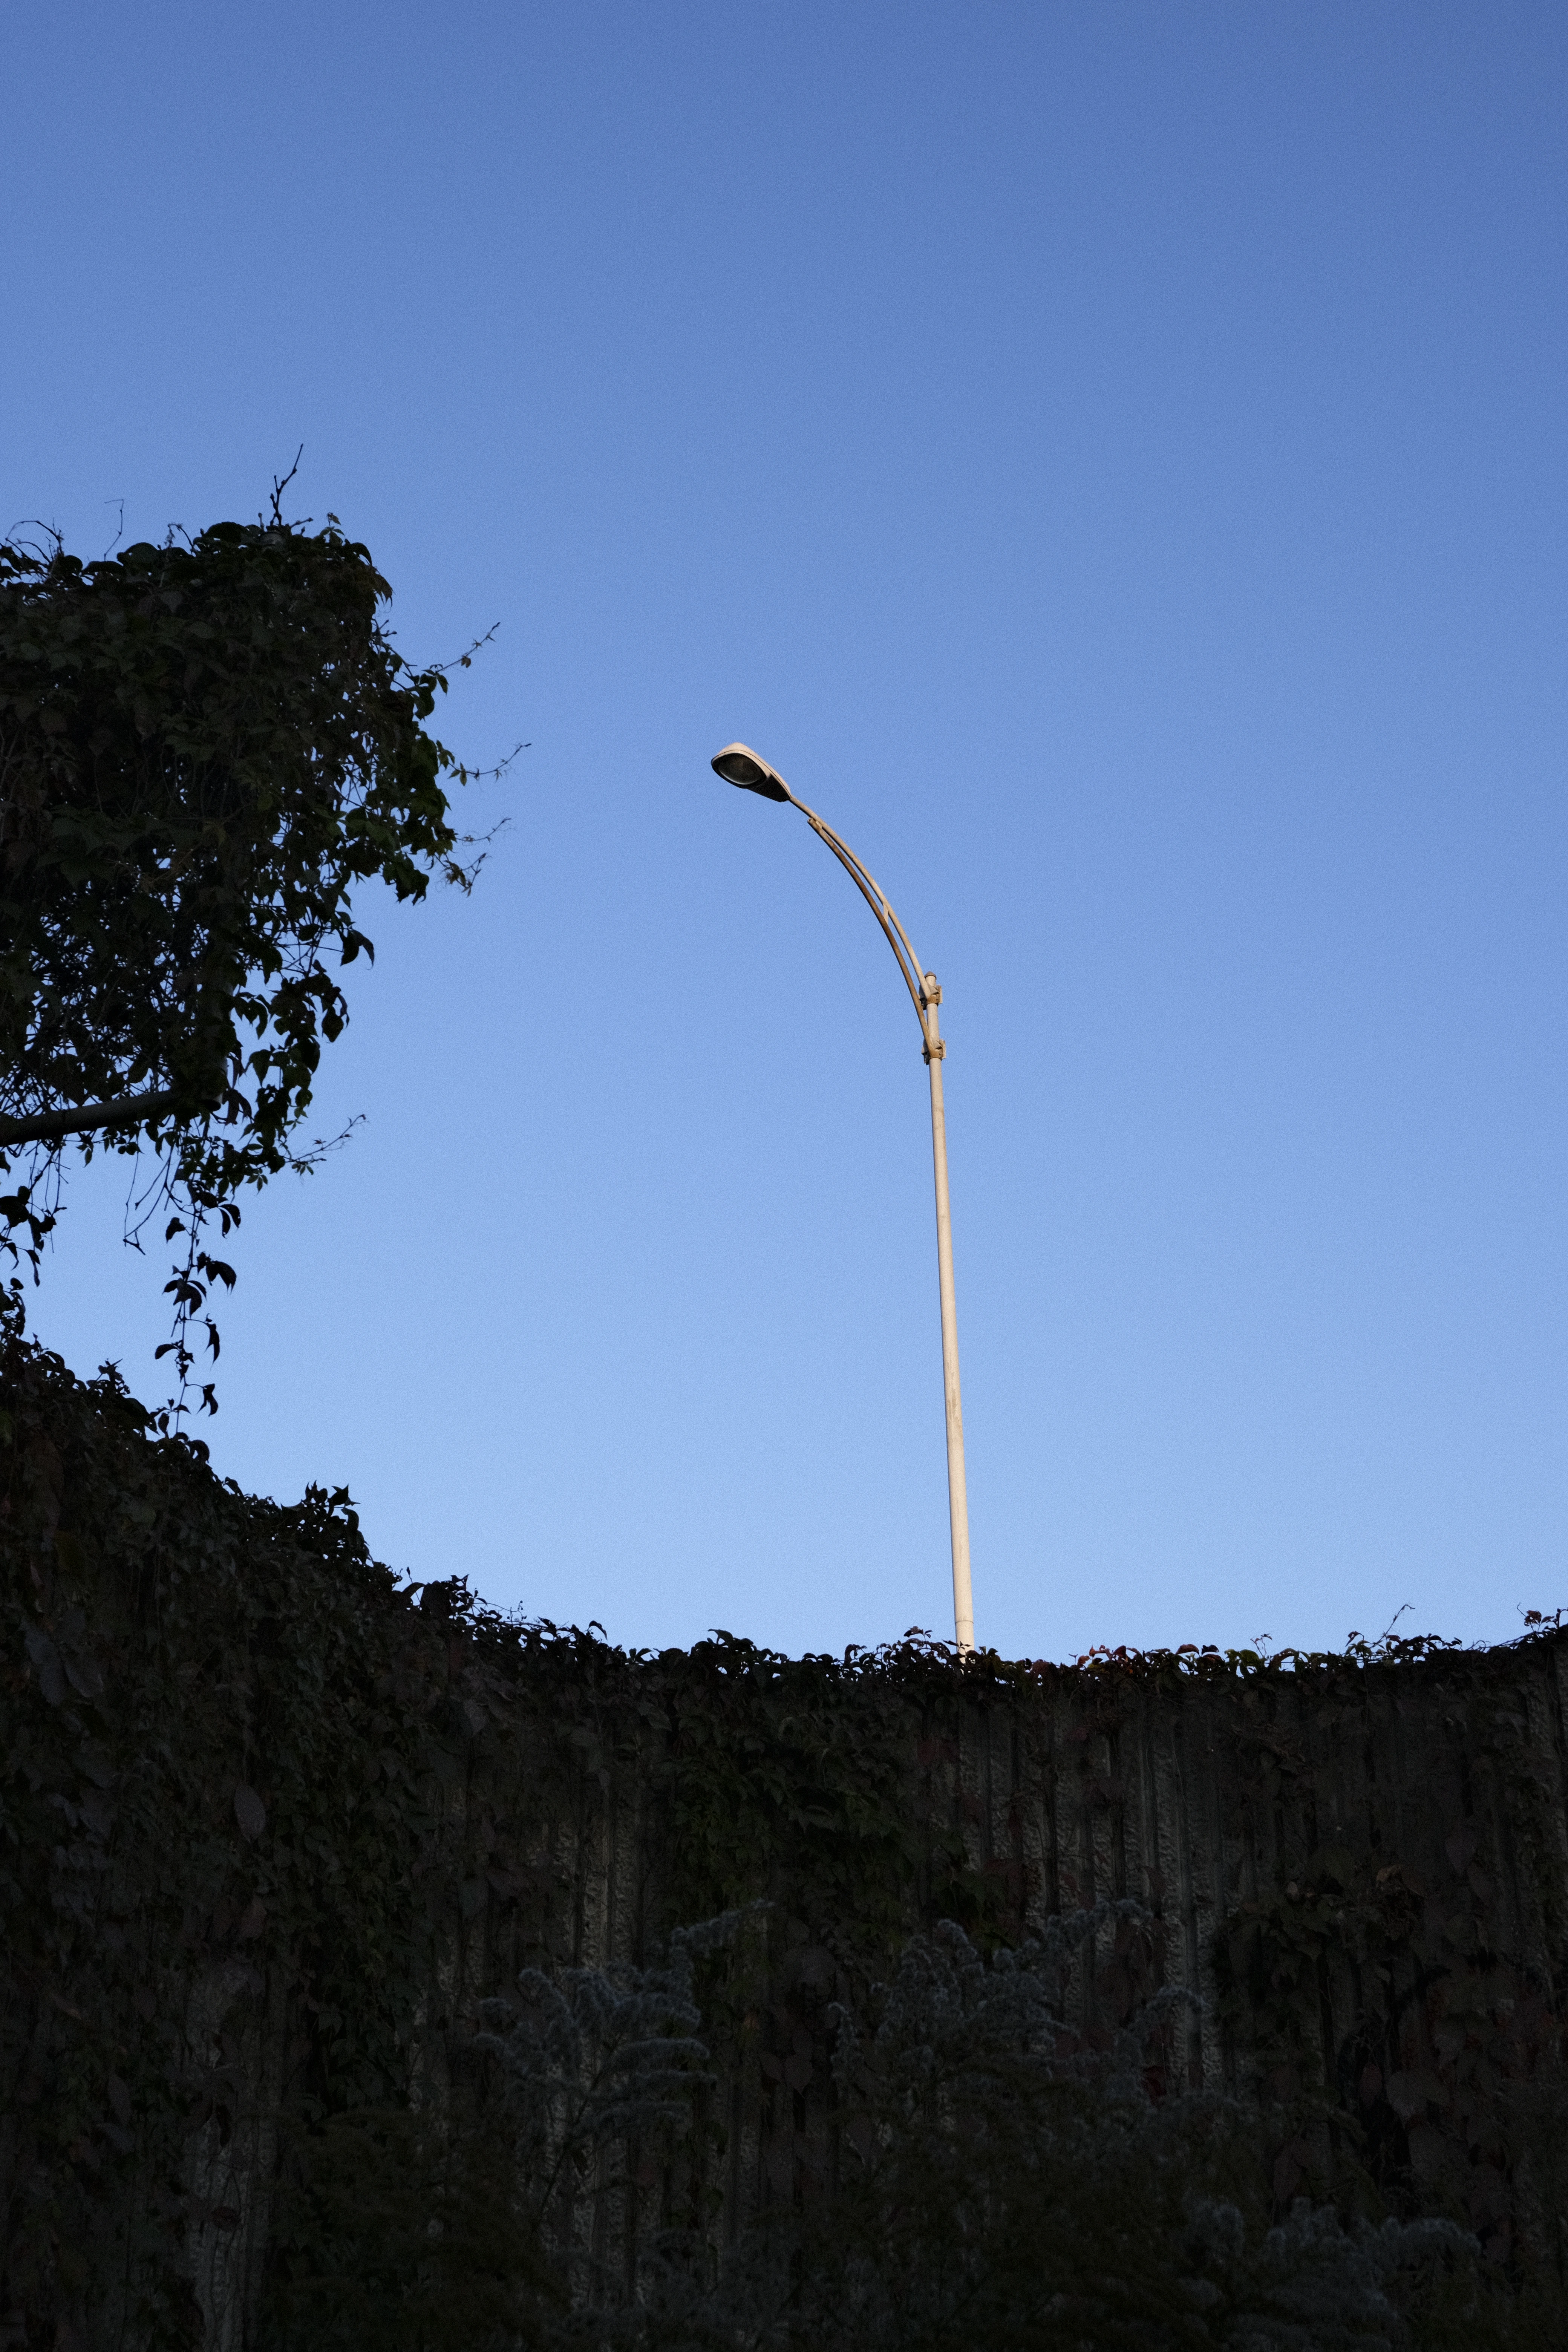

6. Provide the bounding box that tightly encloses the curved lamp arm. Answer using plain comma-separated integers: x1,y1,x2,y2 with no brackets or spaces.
710,743,942,1057
793,798,936,1035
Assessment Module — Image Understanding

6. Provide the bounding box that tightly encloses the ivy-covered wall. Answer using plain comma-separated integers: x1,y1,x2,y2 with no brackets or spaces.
3,1318,1566,2347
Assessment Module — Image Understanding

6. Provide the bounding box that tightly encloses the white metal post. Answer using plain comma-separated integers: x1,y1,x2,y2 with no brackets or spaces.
708,743,977,1655
921,978,974,1653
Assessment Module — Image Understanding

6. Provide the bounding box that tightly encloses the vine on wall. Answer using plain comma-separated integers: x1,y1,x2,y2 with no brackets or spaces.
3,1296,1566,2344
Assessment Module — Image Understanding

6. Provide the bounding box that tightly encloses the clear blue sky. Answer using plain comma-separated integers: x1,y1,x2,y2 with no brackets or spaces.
4,2,1564,1661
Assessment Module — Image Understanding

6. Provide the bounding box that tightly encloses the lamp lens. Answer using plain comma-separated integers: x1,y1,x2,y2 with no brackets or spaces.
710,743,790,801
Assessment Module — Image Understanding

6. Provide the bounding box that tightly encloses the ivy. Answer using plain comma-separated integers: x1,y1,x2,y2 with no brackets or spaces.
0,498,508,1419
3,1303,1567,2343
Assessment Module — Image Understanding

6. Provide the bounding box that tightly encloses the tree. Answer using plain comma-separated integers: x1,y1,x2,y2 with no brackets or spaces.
0,495,502,1425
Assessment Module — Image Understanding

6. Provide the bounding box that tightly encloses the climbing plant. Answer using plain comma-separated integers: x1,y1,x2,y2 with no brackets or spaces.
3,1310,1567,2344
0,491,505,1419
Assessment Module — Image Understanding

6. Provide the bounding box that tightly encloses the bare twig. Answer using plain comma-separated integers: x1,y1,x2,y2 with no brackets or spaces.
268,447,305,525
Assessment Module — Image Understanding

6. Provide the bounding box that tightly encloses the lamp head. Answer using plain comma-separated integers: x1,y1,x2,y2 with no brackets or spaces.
711,742,791,802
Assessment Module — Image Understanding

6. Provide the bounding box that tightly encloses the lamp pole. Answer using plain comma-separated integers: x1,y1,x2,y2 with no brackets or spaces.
710,743,975,1655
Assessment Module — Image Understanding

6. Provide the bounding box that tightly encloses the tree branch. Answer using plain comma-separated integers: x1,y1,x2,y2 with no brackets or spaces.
0,1089,181,1147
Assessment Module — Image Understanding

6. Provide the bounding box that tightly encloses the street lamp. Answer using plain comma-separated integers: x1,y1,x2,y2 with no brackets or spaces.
710,742,975,1655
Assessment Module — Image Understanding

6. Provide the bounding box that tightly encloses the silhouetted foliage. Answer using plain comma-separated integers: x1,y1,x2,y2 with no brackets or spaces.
0,494,501,1418
2,1313,1566,2346
268,1915,1546,2350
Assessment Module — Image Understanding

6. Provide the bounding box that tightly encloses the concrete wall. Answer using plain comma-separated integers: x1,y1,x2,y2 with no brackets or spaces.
179,1628,1568,2343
